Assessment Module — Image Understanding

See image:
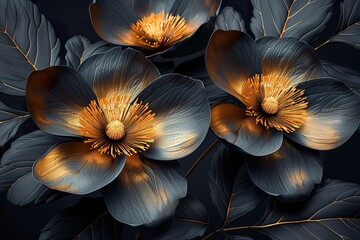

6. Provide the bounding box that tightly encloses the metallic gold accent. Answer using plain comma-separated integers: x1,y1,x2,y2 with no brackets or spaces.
130,11,188,49
240,74,308,133
77,94,155,158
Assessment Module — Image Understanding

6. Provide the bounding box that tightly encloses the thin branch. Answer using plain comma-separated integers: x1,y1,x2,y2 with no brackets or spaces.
186,139,219,177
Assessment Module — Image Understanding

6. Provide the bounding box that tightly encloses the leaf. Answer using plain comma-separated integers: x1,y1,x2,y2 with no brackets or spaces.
317,0,360,50
0,101,29,146
39,198,123,240
225,180,360,240
0,130,68,206
150,196,209,240
209,143,268,228
65,35,111,69
250,0,334,44
321,60,360,94
0,0,60,96
215,7,246,32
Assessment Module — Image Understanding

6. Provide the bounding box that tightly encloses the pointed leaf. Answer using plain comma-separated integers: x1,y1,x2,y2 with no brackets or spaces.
228,180,360,239
215,7,246,32
0,101,29,146
0,0,61,96
209,143,268,227
151,196,209,240
317,0,360,50
0,130,68,205
39,198,123,240
65,35,111,69
250,0,334,45
321,61,360,94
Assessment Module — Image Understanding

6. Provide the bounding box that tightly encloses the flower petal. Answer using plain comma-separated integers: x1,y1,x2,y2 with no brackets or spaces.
171,0,221,32
136,74,210,160
247,139,323,202
211,103,283,156
89,0,139,45
206,30,262,100
33,142,126,195
287,78,360,150
101,154,187,226
78,47,160,101
256,37,323,85
26,66,97,137
132,0,176,16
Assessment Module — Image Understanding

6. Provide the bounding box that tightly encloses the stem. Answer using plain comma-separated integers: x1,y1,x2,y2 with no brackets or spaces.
186,139,219,177
134,232,141,240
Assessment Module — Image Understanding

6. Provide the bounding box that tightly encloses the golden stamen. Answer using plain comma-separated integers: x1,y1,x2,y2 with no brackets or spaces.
240,74,308,133
130,10,188,49
77,94,155,158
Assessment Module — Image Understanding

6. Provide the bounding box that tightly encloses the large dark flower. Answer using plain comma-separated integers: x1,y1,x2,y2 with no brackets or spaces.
90,0,221,54
26,47,210,225
206,30,360,200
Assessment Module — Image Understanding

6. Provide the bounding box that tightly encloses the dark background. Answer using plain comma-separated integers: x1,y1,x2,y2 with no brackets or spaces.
0,0,359,239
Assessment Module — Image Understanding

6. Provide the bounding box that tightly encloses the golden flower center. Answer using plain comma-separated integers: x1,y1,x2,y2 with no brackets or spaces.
130,10,188,49
105,120,125,140
240,73,308,133
77,94,156,158
261,97,279,115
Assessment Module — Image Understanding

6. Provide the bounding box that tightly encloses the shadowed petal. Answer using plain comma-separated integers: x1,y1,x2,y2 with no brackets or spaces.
26,66,97,137
287,78,360,150
102,154,187,226
79,48,160,101
136,74,210,160
247,139,323,202
33,142,126,195
132,0,176,16
256,37,323,86
90,0,139,45
206,30,261,100
171,0,221,33
211,103,283,156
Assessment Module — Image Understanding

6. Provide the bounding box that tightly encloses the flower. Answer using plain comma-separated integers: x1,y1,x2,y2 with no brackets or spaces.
206,30,360,200
26,47,210,225
90,0,221,54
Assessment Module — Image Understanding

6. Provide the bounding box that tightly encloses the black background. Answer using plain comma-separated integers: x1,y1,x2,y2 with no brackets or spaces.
0,0,359,239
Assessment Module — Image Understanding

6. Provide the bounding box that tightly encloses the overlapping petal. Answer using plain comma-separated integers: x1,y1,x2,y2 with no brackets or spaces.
211,103,283,156
206,30,262,100
256,37,323,86
247,139,323,201
33,142,126,195
287,78,360,150
102,154,187,226
26,66,97,137
171,0,221,33
78,48,160,101
90,0,139,45
136,74,210,160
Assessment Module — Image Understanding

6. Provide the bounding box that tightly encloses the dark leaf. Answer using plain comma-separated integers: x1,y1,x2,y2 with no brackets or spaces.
0,101,29,146
215,7,246,32
0,130,68,205
209,143,268,228
317,0,360,50
225,235,257,240
321,60,360,94
151,196,209,240
39,198,123,240
65,35,111,69
227,180,360,240
0,0,60,96
250,0,334,45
